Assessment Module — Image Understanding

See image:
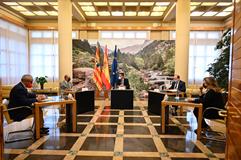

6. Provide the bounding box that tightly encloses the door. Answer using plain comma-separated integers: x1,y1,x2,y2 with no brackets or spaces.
226,0,241,159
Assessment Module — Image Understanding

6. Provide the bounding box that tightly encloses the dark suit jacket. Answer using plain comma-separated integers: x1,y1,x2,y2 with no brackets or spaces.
117,78,130,89
169,80,186,92
8,82,37,121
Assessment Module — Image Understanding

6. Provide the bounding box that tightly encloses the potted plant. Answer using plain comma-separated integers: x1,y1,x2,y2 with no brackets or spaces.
35,76,48,89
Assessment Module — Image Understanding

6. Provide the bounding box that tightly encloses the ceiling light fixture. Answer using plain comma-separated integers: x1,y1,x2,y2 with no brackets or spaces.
98,11,110,16
10,6,27,11
33,2,48,6
201,2,217,6
78,2,92,6
125,11,136,16
202,11,218,16
47,11,58,16
217,2,232,6
94,2,108,6
85,12,97,16
155,2,170,6
33,11,48,16
138,11,150,16
18,2,33,6
140,2,154,6
190,2,201,6
125,2,138,6
151,12,163,16
20,11,35,16
224,6,234,12
191,11,204,16
3,2,18,5
111,11,123,16
216,12,231,16
81,6,95,12
109,2,123,6
153,6,166,12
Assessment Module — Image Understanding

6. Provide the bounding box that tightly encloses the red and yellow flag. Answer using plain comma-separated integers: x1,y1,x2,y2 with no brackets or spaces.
101,45,111,90
93,45,102,90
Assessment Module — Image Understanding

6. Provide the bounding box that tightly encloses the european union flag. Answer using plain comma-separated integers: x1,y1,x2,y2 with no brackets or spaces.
111,45,118,88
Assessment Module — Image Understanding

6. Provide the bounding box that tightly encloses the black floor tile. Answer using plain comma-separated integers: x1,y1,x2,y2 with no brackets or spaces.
124,158,161,160
124,138,157,152
175,118,190,124
75,156,113,160
90,125,117,134
77,116,93,122
4,139,34,149
171,158,209,160
161,138,202,153
124,125,150,135
154,126,184,135
4,154,19,160
96,116,119,123
201,138,226,153
25,155,65,160
101,110,119,115
124,117,146,123
80,137,115,151
37,136,78,150
124,111,143,115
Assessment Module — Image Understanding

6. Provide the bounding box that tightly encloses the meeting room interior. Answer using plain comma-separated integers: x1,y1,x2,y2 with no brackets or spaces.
0,0,241,159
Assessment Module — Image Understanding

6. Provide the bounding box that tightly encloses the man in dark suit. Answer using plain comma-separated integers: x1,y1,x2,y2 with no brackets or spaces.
117,72,130,89
169,74,186,115
8,74,48,134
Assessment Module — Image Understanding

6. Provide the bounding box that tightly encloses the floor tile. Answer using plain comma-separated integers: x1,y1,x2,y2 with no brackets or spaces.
150,117,174,124
77,116,93,122
4,154,19,160
38,136,78,150
101,110,119,115
154,126,184,135
90,125,117,134
201,138,226,153
96,116,119,123
171,158,209,160
80,137,115,151
161,138,202,153
74,156,113,160
124,111,143,115
124,158,161,160
124,117,146,123
175,118,190,124
124,125,150,135
4,139,34,149
124,138,157,152
25,155,65,160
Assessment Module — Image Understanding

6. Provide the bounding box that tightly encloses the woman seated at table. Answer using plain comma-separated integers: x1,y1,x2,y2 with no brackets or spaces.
189,77,225,131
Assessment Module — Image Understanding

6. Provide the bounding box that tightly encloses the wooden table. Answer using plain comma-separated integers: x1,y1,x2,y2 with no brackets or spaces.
160,90,185,115
0,104,3,160
161,97,203,139
34,96,77,139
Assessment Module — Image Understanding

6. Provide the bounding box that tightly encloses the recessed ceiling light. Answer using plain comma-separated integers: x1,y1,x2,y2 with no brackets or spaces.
190,6,196,11
78,2,92,6
224,6,234,12
151,12,163,16
191,11,204,16
190,2,201,6
109,2,123,6
47,11,58,16
155,2,170,6
125,11,136,16
48,2,58,6
10,6,27,11
18,2,34,6
81,6,95,12
140,2,154,6
125,2,138,6
201,2,217,6
217,2,232,6
85,12,97,16
98,11,110,16
138,11,150,16
20,11,35,16
33,11,48,16
3,2,18,5
111,11,123,16
94,2,107,6
202,11,218,16
216,12,231,16
53,6,58,10
153,6,166,12
33,2,48,6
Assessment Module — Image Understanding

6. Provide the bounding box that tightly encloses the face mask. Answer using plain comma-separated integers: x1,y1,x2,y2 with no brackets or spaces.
26,82,33,88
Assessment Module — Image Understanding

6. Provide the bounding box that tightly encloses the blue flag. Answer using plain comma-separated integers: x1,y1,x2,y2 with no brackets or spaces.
111,45,118,88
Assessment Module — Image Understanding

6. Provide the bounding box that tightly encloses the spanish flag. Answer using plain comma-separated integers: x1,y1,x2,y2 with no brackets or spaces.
93,45,102,91
101,45,111,90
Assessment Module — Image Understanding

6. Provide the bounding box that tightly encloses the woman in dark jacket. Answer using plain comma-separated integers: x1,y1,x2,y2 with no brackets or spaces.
192,77,225,130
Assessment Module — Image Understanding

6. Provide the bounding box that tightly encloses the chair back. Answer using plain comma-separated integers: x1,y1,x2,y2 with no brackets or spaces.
2,99,13,124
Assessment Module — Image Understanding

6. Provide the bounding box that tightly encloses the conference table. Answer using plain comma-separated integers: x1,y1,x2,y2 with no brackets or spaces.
111,89,133,109
161,96,203,139
34,96,77,139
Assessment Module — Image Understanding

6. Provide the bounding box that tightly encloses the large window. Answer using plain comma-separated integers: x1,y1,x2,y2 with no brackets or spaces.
29,30,78,82
29,30,59,81
171,31,222,84
0,19,28,85
100,31,149,39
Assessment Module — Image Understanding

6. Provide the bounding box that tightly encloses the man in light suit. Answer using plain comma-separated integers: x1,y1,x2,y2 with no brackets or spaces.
117,72,130,89
60,75,73,91
169,74,186,115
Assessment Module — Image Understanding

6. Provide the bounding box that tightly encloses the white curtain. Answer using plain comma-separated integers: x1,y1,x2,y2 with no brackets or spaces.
170,31,222,85
29,30,59,82
0,19,28,85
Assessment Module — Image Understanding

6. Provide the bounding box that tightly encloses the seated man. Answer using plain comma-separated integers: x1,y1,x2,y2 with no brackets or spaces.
169,74,186,115
60,75,73,91
8,74,48,134
117,72,130,89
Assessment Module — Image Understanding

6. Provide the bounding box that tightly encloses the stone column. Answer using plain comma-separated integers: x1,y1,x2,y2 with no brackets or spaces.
58,0,72,81
175,0,190,84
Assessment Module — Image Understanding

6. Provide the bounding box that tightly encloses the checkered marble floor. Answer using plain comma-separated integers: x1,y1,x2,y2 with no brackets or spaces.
4,100,225,160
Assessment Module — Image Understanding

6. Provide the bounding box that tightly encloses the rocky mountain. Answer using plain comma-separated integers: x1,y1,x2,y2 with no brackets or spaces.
120,40,152,54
